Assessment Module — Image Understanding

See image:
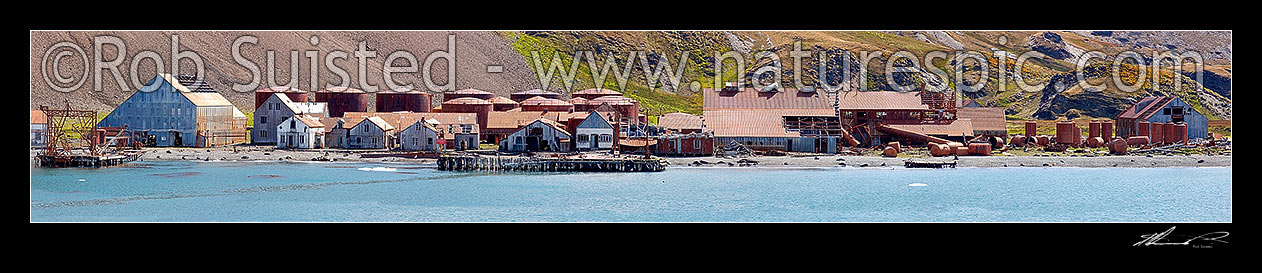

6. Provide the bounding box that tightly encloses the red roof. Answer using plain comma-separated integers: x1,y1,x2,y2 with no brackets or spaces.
446,88,493,95
573,88,622,95
703,88,832,110
442,97,492,105
589,95,635,105
834,91,929,110
520,96,573,106
511,89,560,96
657,113,704,131
1117,97,1175,120
319,86,364,93
488,96,519,104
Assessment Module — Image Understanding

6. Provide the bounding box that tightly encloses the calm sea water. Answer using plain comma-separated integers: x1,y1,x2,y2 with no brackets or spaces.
29,161,1231,222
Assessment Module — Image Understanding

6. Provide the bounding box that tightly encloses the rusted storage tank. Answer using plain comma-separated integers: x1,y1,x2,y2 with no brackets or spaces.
1035,135,1051,146
443,88,495,101
1088,120,1101,139
441,97,492,130
955,146,969,156
567,97,590,112
887,142,901,153
375,90,433,113
510,89,563,101
1150,122,1165,144
1109,138,1128,154
255,86,309,109
572,88,623,100
519,96,575,112
1024,121,1037,136
589,95,639,122
314,87,368,118
882,147,898,157
1174,123,1188,144
1055,121,1079,146
488,96,520,111
1163,122,1176,144
967,142,991,156
1101,121,1114,140
990,136,1005,150
929,143,951,156
1127,136,1150,146
1138,121,1150,138
1087,137,1105,148
1009,136,1027,147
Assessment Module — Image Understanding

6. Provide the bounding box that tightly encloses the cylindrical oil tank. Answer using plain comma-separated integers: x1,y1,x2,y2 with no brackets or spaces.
567,97,590,112
443,88,495,101
519,96,575,112
1036,135,1051,146
1101,121,1113,140
1109,138,1128,154
1088,120,1101,139
314,87,368,118
1163,122,1176,144
955,146,969,156
1088,137,1105,148
254,86,309,110
1055,121,1078,145
441,97,492,130
968,142,991,156
1150,122,1165,144
883,147,898,157
488,96,520,111
1024,121,1037,136
376,90,432,113
990,136,1005,150
1138,121,1150,138
1127,136,1150,146
510,89,563,102
572,88,623,100
1174,123,1188,144
1009,136,1027,147
929,143,951,157
887,142,901,153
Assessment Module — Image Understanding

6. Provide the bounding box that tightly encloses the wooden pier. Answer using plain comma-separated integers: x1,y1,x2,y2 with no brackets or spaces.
904,159,957,168
36,150,144,168
438,155,668,172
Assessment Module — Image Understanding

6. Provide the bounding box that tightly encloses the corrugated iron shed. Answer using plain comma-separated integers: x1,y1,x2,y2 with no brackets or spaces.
956,107,1007,134
657,113,705,132
834,91,929,110
704,109,835,138
703,88,833,110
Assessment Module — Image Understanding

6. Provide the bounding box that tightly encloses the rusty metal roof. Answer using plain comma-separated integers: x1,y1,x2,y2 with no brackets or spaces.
293,114,325,128
703,88,832,110
956,107,1007,133
182,92,236,107
1117,97,1174,120
341,112,479,133
257,86,307,93
885,120,974,137
174,74,217,92
446,88,494,95
520,96,573,106
511,89,560,96
834,91,929,110
588,95,635,105
442,97,492,105
566,97,589,105
486,111,585,130
488,96,518,104
656,113,704,131
703,109,835,138
358,116,395,131
573,88,622,95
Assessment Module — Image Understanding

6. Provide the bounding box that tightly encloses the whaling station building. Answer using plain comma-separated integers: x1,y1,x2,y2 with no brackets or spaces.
97,74,247,147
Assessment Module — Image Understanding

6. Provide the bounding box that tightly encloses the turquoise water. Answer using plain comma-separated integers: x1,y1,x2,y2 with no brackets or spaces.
29,161,1232,222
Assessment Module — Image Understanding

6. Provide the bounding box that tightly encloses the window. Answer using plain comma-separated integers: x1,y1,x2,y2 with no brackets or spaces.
694,139,701,148
1172,107,1184,115
1164,108,1171,115
843,111,854,118
261,116,267,124
876,112,887,119
290,119,296,129
261,130,268,138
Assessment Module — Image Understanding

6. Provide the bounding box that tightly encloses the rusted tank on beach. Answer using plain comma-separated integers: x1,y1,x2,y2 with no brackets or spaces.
1009,136,1027,147
990,136,1005,150
887,142,901,153
882,147,898,157
1035,135,1051,146
1055,121,1080,147
1174,123,1188,144
955,146,969,156
1024,121,1037,136
1127,136,1150,146
929,143,952,157
1109,138,1128,154
1101,121,1114,140
1087,137,1105,148
1088,120,1101,139
967,142,991,156
1151,122,1166,144
1163,122,1176,145
1138,121,1150,138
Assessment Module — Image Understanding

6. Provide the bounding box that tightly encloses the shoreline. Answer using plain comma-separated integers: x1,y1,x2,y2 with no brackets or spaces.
31,146,1232,169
